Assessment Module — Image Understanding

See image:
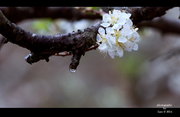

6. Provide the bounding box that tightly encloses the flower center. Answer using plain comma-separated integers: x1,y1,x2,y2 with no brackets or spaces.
129,37,135,42
117,42,125,49
111,16,119,25
114,30,121,38
100,35,107,43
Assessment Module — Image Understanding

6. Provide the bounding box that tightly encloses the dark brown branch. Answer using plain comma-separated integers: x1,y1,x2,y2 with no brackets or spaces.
137,18,180,35
55,44,99,57
0,7,101,51
0,10,100,70
116,7,172,25
0,7,172,25
0,7,102,23
0,7,172,70
132,7,172,24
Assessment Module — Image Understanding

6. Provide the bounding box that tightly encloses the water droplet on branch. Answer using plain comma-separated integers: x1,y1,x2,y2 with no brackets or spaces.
69,68,76,73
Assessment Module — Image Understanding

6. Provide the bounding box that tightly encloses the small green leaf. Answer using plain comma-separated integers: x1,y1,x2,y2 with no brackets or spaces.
91,7,101,10
32,19,53,33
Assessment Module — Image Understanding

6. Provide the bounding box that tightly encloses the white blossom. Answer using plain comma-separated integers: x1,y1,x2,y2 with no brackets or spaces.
96,9,141,58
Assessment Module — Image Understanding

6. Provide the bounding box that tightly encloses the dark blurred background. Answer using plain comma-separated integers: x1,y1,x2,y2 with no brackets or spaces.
0,7,180,107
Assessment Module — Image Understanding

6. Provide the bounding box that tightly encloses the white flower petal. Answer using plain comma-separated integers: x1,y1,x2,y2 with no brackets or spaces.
96,34,102,42
134,32,141,41
98,43,108,52
130,32,141,42
116,47,124,57
121,12,131,19
110,36,116,45
121,25,133,36
118,36,127,43
103,14,111,23
123,21,131,28
106,27,115,34
125,19,133,27
112,10,121,17
112,23,122,30
101,23,111,27
133,43,138,51
124,41,134,52
108,49,115,58
106,35,116,47
98,27,105,35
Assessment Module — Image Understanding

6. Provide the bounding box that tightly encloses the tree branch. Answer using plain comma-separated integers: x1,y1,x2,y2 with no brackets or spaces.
120,7,172,25
137,18,180,35
54,44,99,57
0,7,102,23
0,7,172,25
0,7,172,70
0,10,100,70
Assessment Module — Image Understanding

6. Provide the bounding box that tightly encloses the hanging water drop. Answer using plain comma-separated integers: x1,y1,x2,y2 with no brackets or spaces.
69,68,76,73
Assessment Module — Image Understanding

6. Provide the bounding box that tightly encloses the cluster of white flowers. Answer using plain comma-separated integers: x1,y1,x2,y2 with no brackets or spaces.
96,9,141,58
